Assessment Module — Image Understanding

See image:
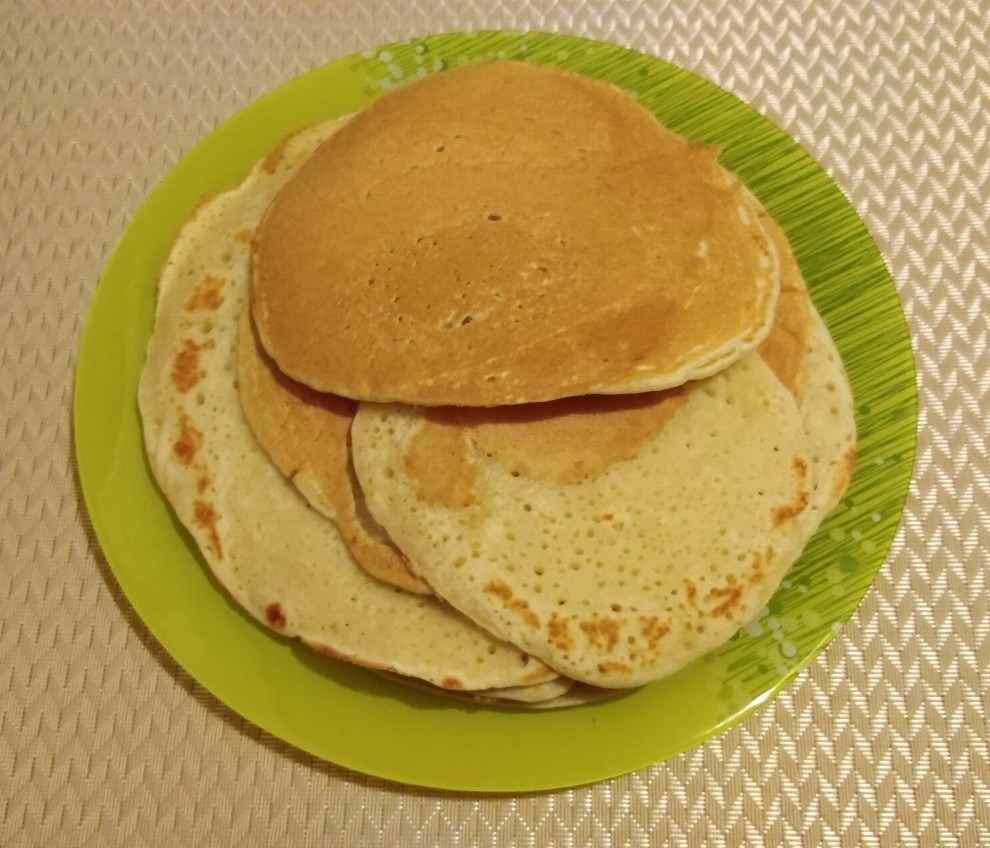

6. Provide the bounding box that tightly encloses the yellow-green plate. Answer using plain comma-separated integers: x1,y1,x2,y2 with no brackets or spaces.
74,31,916,792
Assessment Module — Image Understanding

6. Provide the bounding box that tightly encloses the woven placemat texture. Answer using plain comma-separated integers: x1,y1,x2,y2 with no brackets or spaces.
1,0,987,845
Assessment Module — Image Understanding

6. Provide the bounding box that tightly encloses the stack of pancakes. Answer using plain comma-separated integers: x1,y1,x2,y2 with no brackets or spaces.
139,61,856,706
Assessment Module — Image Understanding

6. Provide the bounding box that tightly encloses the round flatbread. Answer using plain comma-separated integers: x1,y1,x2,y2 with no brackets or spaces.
350,353,815,687
137,117,560,693
251,60,780,406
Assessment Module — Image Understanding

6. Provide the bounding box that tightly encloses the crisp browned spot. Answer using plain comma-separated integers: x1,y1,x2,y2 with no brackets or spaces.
596,660,632,676
192,499,223,559
483,579,540,629
748,548,774,585
772,455,810,528
547,613,574,652
579,615,622,652
684,579,698,608
185,274,225,311
772,492,809,528
707,575,744,618
234,228,254,245
831,447,857,499
441,676,465,690
686,574,748,619
172,412,203,466
265,602,287,629
521,665,555,685
484,579,511,601
196,475,211,495
171,338,214,394
639,616,671,649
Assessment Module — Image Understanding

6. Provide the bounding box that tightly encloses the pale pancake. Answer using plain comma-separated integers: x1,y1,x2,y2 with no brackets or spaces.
237,307,430,594
137,117,561,692
377,671,578,705
743,198,855,519
801,305,857,521
350,354,814,688
251,60,780,406
745,188,853,521
473,680,621,709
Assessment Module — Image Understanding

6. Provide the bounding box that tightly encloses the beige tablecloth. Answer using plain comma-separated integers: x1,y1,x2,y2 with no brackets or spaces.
2,0,988,844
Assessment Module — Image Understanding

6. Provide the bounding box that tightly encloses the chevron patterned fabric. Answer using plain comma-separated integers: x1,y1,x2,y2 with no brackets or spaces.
1,0,988,845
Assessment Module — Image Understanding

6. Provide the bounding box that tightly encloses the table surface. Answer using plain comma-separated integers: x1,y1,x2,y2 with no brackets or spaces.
2,1,988,845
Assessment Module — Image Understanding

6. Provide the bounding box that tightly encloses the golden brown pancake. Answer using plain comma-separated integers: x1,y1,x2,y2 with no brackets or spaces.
251,60,780,406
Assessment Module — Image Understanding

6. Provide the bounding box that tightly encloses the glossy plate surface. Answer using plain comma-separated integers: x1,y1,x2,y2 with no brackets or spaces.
74,31,916,792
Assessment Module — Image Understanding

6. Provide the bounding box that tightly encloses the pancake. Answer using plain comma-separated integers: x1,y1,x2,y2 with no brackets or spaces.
377,671,578,705
251,60,781,406
137,117,562,693
752,196,810,404
350,353,815,688
377,671,625,709
746,190,853,516
471,680,621,709
801,306,857,520
237,306,430,594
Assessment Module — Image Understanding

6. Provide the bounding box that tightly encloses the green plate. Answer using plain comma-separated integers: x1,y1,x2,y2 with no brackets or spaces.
74,31,916,792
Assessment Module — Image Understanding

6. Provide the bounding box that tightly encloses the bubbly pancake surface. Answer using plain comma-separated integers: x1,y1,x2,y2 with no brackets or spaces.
137,117,561,693
799,306,857,521
251,60,780,406
351,354,814,688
